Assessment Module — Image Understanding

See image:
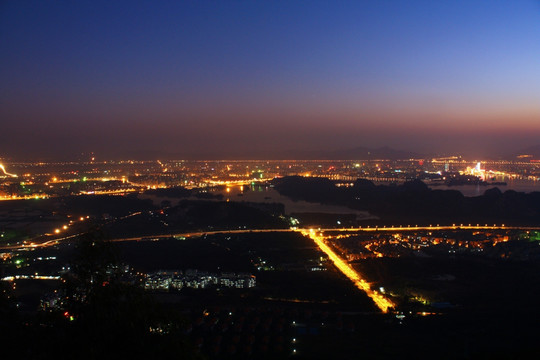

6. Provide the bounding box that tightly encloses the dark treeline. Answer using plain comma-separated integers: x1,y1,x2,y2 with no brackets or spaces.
273,176,540,225
103,200,287,239
171,200,287,230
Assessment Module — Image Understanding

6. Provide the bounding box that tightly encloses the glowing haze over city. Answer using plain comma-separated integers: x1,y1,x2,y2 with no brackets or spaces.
1,0,540,160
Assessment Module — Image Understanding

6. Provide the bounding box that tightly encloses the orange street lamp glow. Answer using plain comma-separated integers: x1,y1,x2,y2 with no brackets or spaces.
302,230,394,313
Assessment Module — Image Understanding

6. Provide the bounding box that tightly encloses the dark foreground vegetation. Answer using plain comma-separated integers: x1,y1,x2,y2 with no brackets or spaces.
1,234,201,360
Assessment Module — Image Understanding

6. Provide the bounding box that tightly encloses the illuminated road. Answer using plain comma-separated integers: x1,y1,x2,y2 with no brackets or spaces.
0,163,18,178
323,224,540,232
0,194,50,201
0,227,293,250
0,233,81,250
79,188,140,195
108,224,540,244
2,224,540,251
109,228,293,243
301,229,395,313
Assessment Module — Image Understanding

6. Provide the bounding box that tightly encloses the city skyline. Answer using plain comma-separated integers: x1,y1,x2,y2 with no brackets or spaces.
1,1,540,160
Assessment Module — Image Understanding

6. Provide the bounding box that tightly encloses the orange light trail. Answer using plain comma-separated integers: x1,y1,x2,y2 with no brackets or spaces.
301,229,395,313
0,163,17,178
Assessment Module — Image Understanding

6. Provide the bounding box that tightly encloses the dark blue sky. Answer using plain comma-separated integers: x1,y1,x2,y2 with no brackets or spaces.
1,0,539,159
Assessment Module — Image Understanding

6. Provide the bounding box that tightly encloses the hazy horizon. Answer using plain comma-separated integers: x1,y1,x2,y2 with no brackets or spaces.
2,142,539,162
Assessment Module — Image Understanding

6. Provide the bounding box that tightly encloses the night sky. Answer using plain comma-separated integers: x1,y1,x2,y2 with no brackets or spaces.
1,1,539,159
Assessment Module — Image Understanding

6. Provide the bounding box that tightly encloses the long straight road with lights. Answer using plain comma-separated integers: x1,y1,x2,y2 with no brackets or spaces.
2,224,540,251
301,229,395,313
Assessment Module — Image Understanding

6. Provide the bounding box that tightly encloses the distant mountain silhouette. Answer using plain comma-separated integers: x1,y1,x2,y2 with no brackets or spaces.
33,145,540,161
289,146,422,160
512,145,540,159
124,146,423,160
324,146,422,160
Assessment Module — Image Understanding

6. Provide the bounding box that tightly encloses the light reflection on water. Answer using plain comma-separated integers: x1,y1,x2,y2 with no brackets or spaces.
427,177,540,197
222,185,373,219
